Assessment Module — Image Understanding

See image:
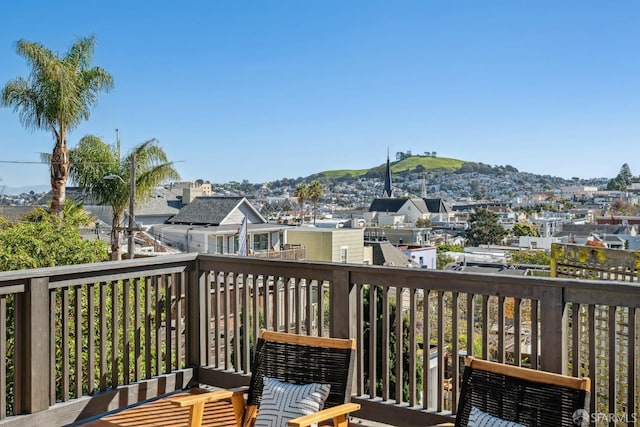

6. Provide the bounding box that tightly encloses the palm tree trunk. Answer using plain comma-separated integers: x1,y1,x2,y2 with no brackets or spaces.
299,200,304,225
313,201,317,225
50,136,69,216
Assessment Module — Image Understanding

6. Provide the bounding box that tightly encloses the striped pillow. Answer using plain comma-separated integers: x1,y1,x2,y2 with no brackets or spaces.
254,377,331,427
469,407,526,427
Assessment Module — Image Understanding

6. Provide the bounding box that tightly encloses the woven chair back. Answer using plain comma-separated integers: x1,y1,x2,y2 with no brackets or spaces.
246,330,356,410
455,357,590,427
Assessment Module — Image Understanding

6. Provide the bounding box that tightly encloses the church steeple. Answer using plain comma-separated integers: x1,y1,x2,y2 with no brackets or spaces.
382,148,394,198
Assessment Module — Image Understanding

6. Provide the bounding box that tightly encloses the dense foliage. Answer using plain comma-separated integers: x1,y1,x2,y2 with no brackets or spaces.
436,253,456,269
436,244,463,269
436,244,464,253
607,163,635,191
466,208,506,246
415,217,433,228
0,203,108,271
0,202,108,413
457,162,519,175
512,222,539,237
507,249,551,266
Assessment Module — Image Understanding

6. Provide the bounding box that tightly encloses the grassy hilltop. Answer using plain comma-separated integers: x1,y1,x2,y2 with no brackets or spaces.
318,156,465,180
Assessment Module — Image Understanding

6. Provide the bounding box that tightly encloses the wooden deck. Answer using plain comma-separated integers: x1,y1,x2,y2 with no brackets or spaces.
79,391,237,427
76,390,391,427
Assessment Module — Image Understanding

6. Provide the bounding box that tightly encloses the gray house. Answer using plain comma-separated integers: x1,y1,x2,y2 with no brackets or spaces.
150,197,288,255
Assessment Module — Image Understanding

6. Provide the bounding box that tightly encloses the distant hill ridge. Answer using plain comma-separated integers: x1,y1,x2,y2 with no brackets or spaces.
314,156,467,180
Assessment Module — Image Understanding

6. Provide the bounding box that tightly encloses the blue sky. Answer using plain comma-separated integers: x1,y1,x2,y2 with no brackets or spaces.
1,1,639,190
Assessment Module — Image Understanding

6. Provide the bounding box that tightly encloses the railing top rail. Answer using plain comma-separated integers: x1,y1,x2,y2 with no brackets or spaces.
0,253,198,290
198,254,640,302
2,252,640,303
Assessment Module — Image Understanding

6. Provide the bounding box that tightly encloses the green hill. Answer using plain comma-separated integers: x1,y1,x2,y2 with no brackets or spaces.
318,156,465,180
391,156,464,173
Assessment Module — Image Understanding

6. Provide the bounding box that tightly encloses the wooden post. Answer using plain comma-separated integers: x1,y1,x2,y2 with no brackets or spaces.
185,261,209,373
23,277,51,412
539,286,568,374
330,269,356,340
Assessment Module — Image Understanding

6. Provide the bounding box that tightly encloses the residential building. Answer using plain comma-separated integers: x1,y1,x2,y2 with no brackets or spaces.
285,227,367,264
401,245,437,268
518,236,563,250
149,196,288,255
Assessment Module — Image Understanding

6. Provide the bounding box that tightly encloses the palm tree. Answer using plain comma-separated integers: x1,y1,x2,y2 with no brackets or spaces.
308,180,324,225
1,35,113,217
69,135,180,260
294,183,309,225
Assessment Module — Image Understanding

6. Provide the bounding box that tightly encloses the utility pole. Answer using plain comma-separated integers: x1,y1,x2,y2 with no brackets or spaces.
116,128,120,158
128,152,136,259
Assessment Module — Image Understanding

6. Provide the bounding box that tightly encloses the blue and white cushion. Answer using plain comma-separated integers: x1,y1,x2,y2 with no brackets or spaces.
254,377,331,427
468,407,527,427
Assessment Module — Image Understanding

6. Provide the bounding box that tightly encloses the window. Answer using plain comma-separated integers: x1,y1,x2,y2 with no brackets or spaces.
216,236,223,254
340,246,348,263
253,233,269,252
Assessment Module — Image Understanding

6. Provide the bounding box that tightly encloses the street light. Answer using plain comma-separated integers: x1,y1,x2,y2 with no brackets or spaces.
104,152,136,259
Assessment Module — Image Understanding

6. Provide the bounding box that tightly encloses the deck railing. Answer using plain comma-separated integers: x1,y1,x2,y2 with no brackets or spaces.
0,253,638,426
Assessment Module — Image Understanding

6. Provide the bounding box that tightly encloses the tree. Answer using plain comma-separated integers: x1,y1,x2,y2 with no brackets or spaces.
0,201,108,411
308,180,323,225
436,244,462,269
437,253,455,269
507,250,550,266
610,198,632,215
466,208,506,246
0,201,107,270
415,217,432,228
607,163,634,190
1,36,113,217
512,222,538,237
294,183,309,225
436,244,464,253
619,163,633,183
69,135,179,260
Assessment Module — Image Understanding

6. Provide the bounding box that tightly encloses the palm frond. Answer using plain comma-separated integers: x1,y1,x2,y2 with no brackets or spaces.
65,35,95,70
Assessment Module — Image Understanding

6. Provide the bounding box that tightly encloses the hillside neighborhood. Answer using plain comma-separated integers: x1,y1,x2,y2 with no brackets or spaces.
1,156,637,270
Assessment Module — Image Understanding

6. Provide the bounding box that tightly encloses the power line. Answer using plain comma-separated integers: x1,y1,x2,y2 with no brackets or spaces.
0,160,119,165
0,160,48,164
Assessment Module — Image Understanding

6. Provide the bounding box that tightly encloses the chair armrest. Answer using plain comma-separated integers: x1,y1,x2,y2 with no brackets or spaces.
167,389,235,407
287,402,361,427
167,387,248,427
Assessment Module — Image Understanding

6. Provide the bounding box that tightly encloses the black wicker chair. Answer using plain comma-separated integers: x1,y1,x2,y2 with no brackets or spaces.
452,356,591,427
171,330,360,427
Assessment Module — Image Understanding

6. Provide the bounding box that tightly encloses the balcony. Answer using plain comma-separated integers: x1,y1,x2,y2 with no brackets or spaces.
0,252,637,426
